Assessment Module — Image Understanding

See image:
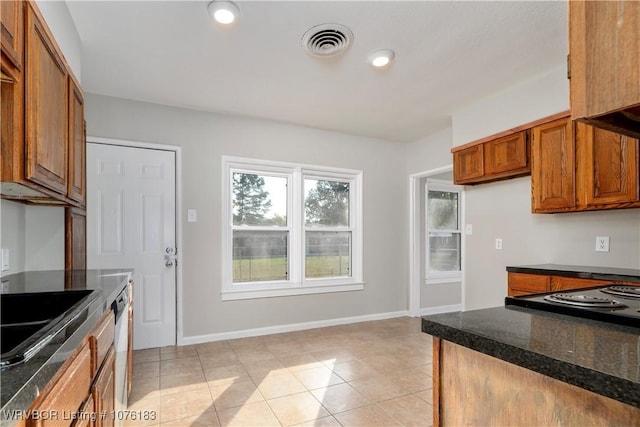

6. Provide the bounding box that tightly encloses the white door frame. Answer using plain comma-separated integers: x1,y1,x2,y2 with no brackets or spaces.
408,165,466,316
87,136,185,346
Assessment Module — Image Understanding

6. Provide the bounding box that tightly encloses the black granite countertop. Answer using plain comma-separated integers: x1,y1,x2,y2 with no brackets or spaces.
506,264,640,282
422,306,640,409
0,269,132,427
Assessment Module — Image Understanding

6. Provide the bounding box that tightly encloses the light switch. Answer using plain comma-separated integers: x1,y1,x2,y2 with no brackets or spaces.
465,224,473,235
187,209,198,223
1,249,9,271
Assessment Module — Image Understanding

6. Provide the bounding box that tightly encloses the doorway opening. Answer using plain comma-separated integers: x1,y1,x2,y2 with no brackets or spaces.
409,165,465,316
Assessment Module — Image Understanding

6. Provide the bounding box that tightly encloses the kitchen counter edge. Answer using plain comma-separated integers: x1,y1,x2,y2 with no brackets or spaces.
422,306,640,409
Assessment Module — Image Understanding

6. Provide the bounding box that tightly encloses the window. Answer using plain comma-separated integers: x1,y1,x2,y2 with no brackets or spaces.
425,180,462,282
222,157,363,300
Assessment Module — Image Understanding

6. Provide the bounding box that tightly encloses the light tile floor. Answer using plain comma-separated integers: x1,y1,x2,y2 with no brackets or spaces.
127,317,433,427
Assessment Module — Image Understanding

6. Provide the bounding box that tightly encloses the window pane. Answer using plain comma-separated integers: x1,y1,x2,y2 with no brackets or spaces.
428,232,461,272
427,190,458,230
305,179,350,227
233,173,287,226
305,231,351,278
233,231,288,282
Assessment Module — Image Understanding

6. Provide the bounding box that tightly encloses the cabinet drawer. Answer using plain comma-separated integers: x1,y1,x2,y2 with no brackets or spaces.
89,310,115,375
507,272,550,296
551,276,613,292
27,341,92,427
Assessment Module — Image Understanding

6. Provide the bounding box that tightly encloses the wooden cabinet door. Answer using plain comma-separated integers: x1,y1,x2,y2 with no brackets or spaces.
531,118,576,212
570,1,640,121
68,77,86,204
65,208,87,271
484,132,529,175
24,3,69,195
27,342,92,427
75,395,96,427
94,349,115,427
453,145,484,184
579,124,639,206
1,0,23,69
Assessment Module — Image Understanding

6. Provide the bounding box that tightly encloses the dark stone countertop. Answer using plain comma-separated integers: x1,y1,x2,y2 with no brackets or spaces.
0,269,132,427
506,264,640,282
422,305,640,409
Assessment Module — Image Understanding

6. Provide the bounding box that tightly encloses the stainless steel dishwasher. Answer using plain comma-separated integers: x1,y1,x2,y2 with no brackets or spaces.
111,283,130,426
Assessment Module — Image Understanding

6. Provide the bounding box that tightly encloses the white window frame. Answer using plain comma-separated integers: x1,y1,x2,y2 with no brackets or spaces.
425,179,463,284
221,156,363,300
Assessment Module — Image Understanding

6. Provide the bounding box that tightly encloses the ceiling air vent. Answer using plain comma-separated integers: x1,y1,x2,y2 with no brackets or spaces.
302,24,353,57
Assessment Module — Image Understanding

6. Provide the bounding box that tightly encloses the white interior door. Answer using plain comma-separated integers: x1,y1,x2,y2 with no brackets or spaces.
87,142,176,349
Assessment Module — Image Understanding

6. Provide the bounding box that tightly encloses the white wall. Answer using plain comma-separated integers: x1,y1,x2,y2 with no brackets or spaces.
36,0,82,81
0,2,80,276
0,201,27,275
84,93,409,339
406,127,463,311
453,65,640,311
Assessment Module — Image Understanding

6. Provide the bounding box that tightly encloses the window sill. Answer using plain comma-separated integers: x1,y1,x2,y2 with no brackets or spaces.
221,282,365,301
425,276,462,285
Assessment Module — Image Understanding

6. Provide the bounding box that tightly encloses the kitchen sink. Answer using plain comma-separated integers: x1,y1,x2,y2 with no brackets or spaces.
1,290,98,368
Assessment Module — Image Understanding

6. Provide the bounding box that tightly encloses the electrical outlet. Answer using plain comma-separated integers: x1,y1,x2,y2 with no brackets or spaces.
595,236,610,252
495,238,503,250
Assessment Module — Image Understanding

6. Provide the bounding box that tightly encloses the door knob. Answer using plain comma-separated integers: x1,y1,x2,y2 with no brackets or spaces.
164,247,177,268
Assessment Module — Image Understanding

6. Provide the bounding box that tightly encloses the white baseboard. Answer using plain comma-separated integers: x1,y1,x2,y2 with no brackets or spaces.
179,310,410,346
418,304,462,316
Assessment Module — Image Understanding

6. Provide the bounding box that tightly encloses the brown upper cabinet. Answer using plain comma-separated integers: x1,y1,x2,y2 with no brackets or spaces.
25,2,69,195
532,117,640,213
0,0,23,70
569,0,640,139
68,77,86,204
453,131,530,185
577,123,639,208
531,117,576,212
0,0,85,207
453,144,484,184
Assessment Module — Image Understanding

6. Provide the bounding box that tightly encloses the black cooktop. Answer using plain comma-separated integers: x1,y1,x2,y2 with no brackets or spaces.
505,285,640,328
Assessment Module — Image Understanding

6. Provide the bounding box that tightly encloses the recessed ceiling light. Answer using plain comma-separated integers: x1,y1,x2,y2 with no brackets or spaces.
369,49,395,68
207,0,240,25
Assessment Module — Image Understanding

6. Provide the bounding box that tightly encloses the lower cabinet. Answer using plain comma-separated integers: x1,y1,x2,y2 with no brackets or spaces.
508,272,639,296
26,342,92,427
507,272,551,296
26,310,115,427
94,349,115,427
126,281,133,398
433,338,640,426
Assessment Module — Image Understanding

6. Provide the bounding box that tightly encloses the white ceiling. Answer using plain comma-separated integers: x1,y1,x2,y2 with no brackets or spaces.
67,1,568,142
